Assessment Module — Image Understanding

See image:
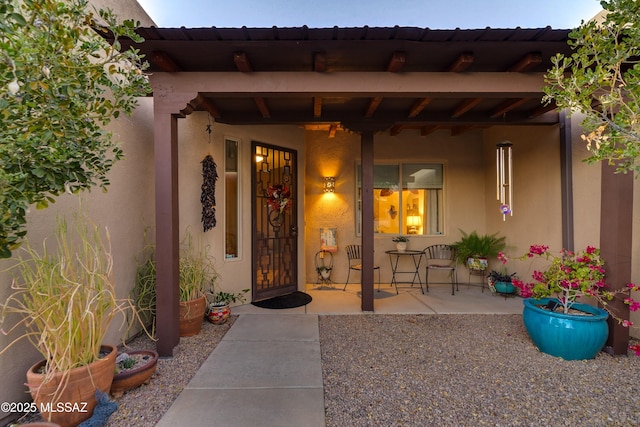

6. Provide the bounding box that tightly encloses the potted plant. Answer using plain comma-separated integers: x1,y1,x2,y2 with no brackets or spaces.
392,235,409,252
504,245,640,360
206,288,249,325
178,232,216,336
487,269,517,294
0,213,146,426
110,349,159,398
131,246,157,337
451,230,506,271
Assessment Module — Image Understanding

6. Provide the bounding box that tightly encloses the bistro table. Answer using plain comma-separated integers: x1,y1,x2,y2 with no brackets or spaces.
385,249,425,294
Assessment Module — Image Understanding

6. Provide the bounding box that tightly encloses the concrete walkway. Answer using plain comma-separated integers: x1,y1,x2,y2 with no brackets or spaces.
156,284,523,426
156,313,325,427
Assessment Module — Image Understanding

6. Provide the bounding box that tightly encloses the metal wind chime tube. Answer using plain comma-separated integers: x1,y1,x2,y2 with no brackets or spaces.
496,142,513,221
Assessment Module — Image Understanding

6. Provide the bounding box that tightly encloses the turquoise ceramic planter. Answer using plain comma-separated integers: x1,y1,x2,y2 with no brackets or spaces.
522,298,609,360
494,281,515,294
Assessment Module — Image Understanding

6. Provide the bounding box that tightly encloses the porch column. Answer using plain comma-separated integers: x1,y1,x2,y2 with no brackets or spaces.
361,131,374,311
600,162,633,355
559,110,574,251
154,110,180,357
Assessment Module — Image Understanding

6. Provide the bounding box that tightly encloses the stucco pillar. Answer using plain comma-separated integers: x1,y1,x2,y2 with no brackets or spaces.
361,131,374,311
600,162,633,355
150,82,198,357
154,110,180,357
559,110,574,251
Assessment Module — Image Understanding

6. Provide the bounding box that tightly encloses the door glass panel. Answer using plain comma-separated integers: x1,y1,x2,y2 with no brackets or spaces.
225,138,240,259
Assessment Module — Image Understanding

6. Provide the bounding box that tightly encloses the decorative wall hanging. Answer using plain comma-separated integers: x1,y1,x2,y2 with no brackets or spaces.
266,184,291,214
496,142,513,221
320,227,338,252
201,155,218,231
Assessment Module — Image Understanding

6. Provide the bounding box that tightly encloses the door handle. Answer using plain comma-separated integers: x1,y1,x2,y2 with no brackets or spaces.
290,226,298,237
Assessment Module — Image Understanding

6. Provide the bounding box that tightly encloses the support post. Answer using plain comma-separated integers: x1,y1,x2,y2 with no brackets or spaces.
559,110,574,251
361,131,374,311
155,111,180,357
600,162,633,355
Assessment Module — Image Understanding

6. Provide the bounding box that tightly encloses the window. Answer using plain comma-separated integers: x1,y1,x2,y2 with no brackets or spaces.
225,138,241,259
357,163,444,236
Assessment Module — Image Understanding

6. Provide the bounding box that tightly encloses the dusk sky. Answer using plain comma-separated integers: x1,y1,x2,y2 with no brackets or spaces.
137,0,603,29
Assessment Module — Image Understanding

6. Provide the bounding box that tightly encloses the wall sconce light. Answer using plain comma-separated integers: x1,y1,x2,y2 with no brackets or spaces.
323,177,336,193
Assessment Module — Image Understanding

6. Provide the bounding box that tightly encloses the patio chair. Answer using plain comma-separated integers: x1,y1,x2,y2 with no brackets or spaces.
342,244,381,291
423,244,458,295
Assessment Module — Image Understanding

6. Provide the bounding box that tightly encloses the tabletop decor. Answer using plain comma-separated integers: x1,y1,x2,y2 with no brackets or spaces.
392,235,409,252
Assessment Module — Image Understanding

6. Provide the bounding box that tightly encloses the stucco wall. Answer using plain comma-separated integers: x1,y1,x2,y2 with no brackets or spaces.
89,0,156,26
0,97,155,422
304,128,492,284
568,114,640,338
0,2,155,421
482,126,564,280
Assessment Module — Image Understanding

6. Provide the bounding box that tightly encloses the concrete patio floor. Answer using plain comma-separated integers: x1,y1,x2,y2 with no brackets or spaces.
156,283,524,427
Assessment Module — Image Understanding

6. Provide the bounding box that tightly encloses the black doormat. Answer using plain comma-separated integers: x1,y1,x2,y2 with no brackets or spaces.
252,291,313,309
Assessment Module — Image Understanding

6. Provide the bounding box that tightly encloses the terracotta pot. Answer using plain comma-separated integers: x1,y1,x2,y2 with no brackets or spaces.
17,423,60,427
25,345,116,427
110,350,158,398
206,303,230,324
179,295,207,336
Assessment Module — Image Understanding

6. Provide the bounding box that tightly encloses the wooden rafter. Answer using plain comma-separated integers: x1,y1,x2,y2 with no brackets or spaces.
490,98,530,118
314,52,327,72
387,51,406,72
152,51,182,72
195,94,221,118
234,51,253,72
421,125,441,136
508,53,543,72
329,123,338,138
313,97,322,117
390,124,404,136
408,98,432,118
364,97,383,118
451,98,482,118
447,53,474,72
254,97,271,118
529,101,557,118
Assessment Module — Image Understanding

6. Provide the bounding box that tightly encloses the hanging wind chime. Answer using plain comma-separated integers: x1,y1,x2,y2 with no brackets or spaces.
496,142,513,221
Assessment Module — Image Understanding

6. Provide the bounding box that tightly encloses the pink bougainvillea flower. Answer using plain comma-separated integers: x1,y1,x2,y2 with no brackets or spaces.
630,344,640,356
497,252,508,265
529,245,549,256
625,298,640,312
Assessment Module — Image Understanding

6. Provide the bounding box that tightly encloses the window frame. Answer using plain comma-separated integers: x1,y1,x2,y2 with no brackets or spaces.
355,161,445,237
224,136,242,261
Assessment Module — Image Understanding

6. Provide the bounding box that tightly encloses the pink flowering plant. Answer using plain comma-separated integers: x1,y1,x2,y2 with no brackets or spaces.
501,245,640,355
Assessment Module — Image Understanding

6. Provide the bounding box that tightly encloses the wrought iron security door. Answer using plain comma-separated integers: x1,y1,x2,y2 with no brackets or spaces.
252,142,298,301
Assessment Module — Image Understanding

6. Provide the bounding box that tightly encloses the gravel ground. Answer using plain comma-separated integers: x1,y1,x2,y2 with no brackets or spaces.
8,318,235,427
11,314,640,427
319,314,640,427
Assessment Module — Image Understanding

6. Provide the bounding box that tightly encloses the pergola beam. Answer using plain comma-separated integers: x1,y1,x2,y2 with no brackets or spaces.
162,71,549,97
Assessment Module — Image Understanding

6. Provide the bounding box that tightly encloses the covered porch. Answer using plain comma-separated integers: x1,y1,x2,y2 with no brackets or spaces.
236,282,524,315
109,25,633,358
